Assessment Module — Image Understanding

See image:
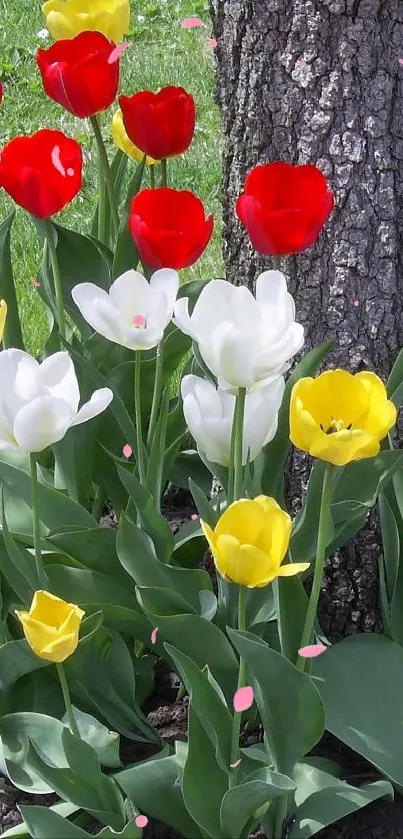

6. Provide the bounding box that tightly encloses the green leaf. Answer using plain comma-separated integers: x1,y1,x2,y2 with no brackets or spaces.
189,478,218,528
46,527,123,578
0,212,24,349
117,467,174,562
228,629,325,774
62,728,125,825
0,712,69,793
170,451,214,496
182,705,228,838
260,340,335,500
64,708,121,769
291,461,335,565
19,806,90,839
2,803,80,838
117,753,204,839
0,640,49,700
273,574,309,663
166,645,232,772
0,490,38,604
379,493,400,601
221,770,296,839
314,633,403,788
290,762,393,838
387,345,403,406
113,157,145,279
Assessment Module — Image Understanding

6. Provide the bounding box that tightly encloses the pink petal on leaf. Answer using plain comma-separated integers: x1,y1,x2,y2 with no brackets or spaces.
233,685,254,712
298,643,327,658
181,17,206,28
123,444,132,458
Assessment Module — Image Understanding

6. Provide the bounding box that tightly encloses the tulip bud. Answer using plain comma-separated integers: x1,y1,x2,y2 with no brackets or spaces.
111,109,158,165
42,0,130,43
16,591,85,663
119,85,195,160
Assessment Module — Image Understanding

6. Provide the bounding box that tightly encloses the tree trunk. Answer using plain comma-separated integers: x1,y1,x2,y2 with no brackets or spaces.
209,0,403,639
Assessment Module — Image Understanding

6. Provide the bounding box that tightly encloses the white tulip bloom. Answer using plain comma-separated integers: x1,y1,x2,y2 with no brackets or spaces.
0,350,113,453
72,268,179,351
173,271,304,391
181,374,285,467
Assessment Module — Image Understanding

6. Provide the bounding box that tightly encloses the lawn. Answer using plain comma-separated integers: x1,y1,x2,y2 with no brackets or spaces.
0,0,223,355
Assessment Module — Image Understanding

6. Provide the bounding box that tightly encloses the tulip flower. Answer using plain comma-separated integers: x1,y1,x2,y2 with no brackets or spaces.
111,109,158,165
0,129,82,219
236,162,334,256
119,86,195,160
16,591,84,663
37,32,120,119
0,349,112,452
129,188,214,270
0,300,7,343
42,0,130,43
181,374,285,467
173,270,303,391
290,369,396,466
72,268,179,350
201,497,309,588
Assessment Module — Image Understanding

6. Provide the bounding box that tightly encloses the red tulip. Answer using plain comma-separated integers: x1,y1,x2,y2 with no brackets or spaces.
236,162,334,256
37,31,120,118
0,129,82,218
129,188,213,270
119,86,195,160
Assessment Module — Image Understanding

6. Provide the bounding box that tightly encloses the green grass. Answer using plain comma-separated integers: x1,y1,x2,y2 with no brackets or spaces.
0,0,223,355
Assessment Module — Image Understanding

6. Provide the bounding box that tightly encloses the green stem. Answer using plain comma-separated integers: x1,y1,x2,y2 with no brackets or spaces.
29,453,48,590
146,342,164,450
90,115,119,238
97,165,107,244
229,585,247,786
161,158,168,187
227,397,238,505
135,351,146,484
91,486,105,521
56,662,80,738
297,463,334,673
274,794,289,839
150,166,156,189
44,220,66,344
233,388,247,501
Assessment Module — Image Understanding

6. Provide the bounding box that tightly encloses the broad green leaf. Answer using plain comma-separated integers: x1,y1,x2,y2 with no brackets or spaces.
260,340,335,500
117,753,204,839
17,807,87,839
189,478,219,528
0,640,49,699
291,461,335,565
182,706,228,838
221,769,296,839
64,708,121,769
118,467,174,562
273,574,308,663
0,491,38,604
170,451,214,496
2,802,80,838
172,518,205,569
314,634,403,788
0,712,69,793
113,157,145,279
166,645,232,772
387,345,403,406
0,212,24,349
46,527,123,577
62,728,125,824
228,630,325,774
379,493,400,601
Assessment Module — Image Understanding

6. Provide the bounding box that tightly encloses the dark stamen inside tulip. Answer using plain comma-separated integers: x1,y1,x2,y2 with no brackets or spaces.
320,419,353,435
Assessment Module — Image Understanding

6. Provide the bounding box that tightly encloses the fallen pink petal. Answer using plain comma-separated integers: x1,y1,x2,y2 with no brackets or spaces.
123,443,132,458
298,643,327,658
207,38,217,48
230,758,242,768
151,626,159,645
29,277,40,287
135,815,148,829
233,685,254,712
181,17,206,29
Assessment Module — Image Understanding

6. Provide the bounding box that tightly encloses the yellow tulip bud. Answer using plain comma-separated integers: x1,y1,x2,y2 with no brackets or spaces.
42,0,130,42
290,369,396,467
201,497,309,588
16,591,84,663
111,109,159,165
0,300,7,343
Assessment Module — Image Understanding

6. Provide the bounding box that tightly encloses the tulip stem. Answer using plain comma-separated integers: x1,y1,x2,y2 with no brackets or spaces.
227,401,238,505
135,351,146,485
57,663,80,738
233,388,247,501
297,463,334,673
229,584,247,786
44,220,66,345
161,158,168,187
29,454,48,590
150,166,156,189
147,342,164,450
90,115,119,239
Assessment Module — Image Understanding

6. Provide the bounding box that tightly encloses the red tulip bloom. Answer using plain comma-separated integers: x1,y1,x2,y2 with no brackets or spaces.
236,162,334,256
0,129,82,218
37,31,121,118
119,86,195,160
129,188,213,270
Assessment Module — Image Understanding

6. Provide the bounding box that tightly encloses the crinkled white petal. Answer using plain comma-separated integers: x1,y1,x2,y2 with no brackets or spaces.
70,388,113,427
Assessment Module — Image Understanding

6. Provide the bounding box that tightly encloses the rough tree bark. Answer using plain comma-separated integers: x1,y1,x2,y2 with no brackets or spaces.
209,0,403,639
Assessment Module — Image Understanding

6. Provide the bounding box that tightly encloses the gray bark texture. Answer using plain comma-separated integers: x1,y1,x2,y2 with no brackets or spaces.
209,0,403,639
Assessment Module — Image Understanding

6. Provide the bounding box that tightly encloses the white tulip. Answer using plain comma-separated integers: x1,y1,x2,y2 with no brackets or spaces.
173,271,304,391
0,350,113,453
72,268,179,351
181,374,285,467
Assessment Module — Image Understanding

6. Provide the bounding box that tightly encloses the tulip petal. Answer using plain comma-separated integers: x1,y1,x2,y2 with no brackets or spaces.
70,387,113,427
276,562,310,576
109,269,151,316
13,395,73,452
30,590,74,626
41,632,79,662
208,323,255,388
149,268,180,323
37,351,80,413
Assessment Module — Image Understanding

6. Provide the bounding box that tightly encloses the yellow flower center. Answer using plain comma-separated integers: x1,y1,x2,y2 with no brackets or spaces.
321,417,352,435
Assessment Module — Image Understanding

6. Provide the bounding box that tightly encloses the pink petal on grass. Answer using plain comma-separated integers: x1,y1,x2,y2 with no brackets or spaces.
123,444,132,458
29,277,40,287
181,17,206,28
208,38,217,47
135,815,148,829
233,685,254,712
298,643,327,659
230,759,241,768
108,42,131,63
151,626,159,645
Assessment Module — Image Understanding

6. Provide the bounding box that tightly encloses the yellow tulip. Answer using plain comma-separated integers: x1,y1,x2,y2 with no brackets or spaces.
290,369,396,467
16,591,84,663
0,300,7,342
201,496,309,588
42,0,130,42
111,109,159,165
